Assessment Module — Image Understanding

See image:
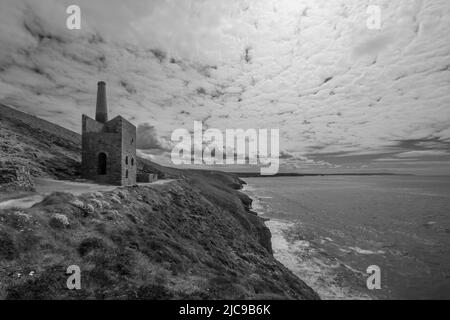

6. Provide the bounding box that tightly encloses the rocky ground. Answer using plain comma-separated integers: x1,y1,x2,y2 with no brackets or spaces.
0,103,319,299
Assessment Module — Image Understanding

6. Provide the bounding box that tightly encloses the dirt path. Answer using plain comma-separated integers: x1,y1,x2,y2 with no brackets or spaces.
0,178,173,210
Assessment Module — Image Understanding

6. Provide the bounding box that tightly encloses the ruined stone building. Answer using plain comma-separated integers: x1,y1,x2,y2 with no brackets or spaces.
81,81,136,185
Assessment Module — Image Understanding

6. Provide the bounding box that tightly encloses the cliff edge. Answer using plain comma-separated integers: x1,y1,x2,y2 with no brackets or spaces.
0,104,319,299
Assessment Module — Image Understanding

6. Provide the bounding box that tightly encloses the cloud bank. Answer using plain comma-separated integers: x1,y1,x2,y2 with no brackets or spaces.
0,0,449,173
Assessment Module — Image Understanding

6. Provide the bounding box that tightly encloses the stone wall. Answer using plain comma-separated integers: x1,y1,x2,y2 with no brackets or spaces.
136,173,158,183
81,115,137,186
120,119,137,186
81,116,123,185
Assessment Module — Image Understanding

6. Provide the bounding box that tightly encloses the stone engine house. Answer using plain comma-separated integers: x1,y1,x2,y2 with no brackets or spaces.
81,81,137,185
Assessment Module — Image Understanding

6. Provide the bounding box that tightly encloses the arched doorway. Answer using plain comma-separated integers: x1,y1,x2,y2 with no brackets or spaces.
98,152,107,175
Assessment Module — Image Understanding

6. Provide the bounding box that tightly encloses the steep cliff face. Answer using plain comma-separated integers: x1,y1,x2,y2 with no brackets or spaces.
0,103,319,299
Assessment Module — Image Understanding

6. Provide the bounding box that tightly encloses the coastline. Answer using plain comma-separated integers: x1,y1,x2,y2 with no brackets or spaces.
0,103,321,300
0,178,320,299
241,180,375,300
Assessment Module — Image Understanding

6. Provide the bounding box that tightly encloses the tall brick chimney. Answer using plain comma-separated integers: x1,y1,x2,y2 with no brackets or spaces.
95,81,108,123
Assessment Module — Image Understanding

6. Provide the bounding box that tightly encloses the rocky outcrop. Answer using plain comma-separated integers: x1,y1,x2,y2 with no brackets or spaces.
0,164,35,192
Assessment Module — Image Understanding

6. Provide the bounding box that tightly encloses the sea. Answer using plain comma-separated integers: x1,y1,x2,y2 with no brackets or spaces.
242,175,450,300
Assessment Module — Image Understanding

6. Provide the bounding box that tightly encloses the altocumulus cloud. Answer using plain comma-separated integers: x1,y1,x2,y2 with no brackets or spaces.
0,0,449,173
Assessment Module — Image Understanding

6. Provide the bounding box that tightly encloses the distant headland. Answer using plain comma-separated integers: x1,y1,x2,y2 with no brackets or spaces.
234,172,413,178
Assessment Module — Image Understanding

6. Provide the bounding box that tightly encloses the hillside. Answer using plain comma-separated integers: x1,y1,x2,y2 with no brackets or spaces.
0,103,245,186
0,104,319,299
0,104,81,179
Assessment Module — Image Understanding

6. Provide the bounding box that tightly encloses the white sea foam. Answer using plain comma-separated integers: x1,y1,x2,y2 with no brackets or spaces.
242,180,376,300
348,247,385,255
242,183,269,216
266,219,373,300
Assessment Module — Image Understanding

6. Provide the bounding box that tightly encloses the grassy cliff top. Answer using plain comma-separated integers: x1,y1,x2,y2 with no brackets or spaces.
0,179,318,299
0,103,319,300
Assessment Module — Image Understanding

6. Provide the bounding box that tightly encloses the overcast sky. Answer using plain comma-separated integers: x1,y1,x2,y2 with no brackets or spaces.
0,0,449,174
